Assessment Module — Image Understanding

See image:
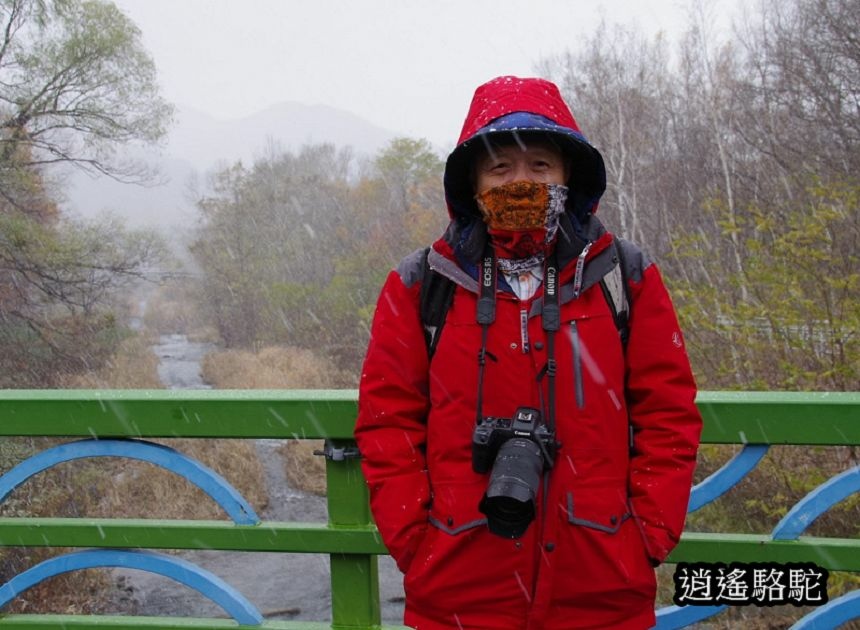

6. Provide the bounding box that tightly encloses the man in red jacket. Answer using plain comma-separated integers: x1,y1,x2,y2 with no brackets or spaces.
355,76,702,630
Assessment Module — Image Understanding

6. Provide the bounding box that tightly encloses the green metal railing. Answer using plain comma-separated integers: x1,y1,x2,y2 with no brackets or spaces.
0,390,856,629
673,391,860,568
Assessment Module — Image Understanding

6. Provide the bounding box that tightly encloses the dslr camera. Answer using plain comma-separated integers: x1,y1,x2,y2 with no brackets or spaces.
472,407,558,538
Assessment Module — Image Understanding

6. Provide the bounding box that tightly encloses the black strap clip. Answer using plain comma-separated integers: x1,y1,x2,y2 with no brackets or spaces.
313,440,361,461
536,358,558,381
477,347,498,366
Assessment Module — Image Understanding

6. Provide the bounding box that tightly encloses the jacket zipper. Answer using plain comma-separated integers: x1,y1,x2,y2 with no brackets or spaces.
569,321,585,409
572,242,593,299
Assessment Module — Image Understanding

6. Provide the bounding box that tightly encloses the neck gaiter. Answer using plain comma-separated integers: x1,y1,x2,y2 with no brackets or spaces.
475,180,568,274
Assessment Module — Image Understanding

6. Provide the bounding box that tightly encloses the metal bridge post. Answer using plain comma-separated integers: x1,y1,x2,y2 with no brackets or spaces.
325,439,381,629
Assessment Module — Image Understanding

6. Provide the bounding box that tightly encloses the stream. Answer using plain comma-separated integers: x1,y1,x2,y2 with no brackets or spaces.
109,332,406,623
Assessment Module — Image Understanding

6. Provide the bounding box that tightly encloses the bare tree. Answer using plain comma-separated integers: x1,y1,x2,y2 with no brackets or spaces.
538,0,859,391
538,22,678,253
0,0,172,386
735,0,859,179
0,0,173,184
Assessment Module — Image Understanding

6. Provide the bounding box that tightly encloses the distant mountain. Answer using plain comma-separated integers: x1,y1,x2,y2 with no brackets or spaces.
61,102,400,229
169,102,398,169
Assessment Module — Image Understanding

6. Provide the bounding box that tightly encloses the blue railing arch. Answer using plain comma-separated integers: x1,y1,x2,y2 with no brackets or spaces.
0,438,259,525
657,461,860,628
0,549,263,625
688,444,770,513
773,466,860,540
790,591,860,629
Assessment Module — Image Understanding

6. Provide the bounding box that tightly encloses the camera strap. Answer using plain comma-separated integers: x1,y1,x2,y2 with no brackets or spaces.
540,251,560,436
474,246,561,437
475,245,497,426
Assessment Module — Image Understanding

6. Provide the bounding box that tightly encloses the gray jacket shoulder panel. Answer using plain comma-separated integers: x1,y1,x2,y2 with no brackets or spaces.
396,247,428,289
615,237,652,284
398,245,479,293
427,248,479,293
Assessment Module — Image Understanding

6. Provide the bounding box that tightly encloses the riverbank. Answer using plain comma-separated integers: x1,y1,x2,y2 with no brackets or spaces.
108,332,406,623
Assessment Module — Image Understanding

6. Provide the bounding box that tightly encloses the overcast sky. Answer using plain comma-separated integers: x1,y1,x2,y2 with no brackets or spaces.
112,0,736,148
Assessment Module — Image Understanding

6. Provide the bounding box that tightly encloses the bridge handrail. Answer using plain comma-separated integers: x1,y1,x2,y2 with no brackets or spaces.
0,390,856,629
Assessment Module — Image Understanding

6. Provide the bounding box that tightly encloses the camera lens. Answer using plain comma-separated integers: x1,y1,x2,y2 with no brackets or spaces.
479,437,543,538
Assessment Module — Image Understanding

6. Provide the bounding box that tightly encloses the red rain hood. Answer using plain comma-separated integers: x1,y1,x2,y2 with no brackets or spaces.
456,76,582,144
444,76,606,222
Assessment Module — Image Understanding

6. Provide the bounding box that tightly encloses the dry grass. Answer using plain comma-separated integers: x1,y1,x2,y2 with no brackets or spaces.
688,445,860,538
4,335,349,612
279,440,327,496
84,440,267,520
201,345,354,389
60,334,162,389
201,346,349,495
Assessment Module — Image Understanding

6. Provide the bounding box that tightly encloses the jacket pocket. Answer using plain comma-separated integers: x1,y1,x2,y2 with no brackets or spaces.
427,481,487,535
404,482,532,620
564,488,630,533
555,486,656,601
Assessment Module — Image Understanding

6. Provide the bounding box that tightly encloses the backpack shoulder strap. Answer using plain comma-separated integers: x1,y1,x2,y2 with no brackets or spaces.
419,247,456,358
599,238,634,348
601,237,642,453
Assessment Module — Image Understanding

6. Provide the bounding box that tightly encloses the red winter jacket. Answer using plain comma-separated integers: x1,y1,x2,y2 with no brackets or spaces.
355,76,702,630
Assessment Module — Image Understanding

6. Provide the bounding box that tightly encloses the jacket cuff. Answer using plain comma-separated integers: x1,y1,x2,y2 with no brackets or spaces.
638,520,679,566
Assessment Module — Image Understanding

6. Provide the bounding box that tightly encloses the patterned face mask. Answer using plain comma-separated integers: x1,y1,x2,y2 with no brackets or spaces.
475,181,568,272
